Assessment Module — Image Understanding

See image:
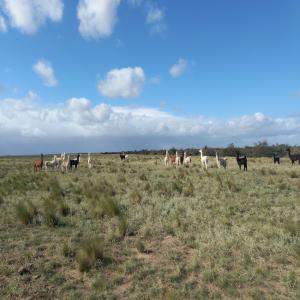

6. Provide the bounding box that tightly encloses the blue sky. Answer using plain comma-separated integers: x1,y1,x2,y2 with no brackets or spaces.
0,0,300,154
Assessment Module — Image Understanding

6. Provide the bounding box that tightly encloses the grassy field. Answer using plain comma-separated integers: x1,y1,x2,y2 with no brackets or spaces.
0,154,299,299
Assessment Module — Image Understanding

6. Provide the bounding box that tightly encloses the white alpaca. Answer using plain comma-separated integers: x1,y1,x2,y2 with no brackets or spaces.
61,155,70,173
45,155,57,171
164,150,170,166
125,154,129,160
175,151,181,167
87,153,92,169
55,152,65,168
199,149,208,169
216,152,227,169
183,152,192,166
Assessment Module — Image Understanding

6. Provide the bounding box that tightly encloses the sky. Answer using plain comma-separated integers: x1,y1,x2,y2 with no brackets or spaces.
0,0,300,154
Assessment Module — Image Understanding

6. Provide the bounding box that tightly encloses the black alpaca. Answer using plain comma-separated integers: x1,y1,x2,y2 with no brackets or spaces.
287,148,300,165
69,153,80,169
273,153,280,164
236,154,247,171
120,153,126,160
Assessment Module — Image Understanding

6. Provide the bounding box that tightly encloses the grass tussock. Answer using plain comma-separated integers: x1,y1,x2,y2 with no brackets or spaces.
76,237,104,272
15,200,37,225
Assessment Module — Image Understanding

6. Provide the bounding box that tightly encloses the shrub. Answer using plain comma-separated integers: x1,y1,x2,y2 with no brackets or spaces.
76,237,104,272
15,200,37,225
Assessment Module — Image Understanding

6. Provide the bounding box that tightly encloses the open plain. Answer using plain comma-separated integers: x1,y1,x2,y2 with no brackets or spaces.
0,154,299,299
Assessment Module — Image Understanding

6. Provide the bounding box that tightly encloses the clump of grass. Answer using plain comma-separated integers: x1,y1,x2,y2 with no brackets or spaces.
135,239,146,253
15,200,37,225
171,181,183,194
118,217,128,238
76,237,104,272
139,173,148,181
93,195,121,219
161,288,180,300
130,190,142,204
183,180,194,197
62,242,75,258
58,201,70,217
284,220,300,237
42,198,60,227
285,271,297,289
0,194,4,205
290,171,299,179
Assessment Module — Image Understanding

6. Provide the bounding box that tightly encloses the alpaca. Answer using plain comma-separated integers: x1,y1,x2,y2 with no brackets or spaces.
175,151,181,167
61,155,70,173
272,153,280,164
183,152,192,166
216,152,227,169
164,150,170,166
55,152,65,168
87,153,92,169
45,155,57,171
287,148,300,165
236,154,247,171
33,153,43,172
69,154,80,170
199,149,208,169
120,152,126,161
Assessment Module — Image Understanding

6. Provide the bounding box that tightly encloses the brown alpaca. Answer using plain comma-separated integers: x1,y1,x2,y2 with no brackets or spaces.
287,148,300,165
33,154,43,172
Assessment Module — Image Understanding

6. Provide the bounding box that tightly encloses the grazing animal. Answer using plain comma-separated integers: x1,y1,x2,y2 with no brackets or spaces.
33,153,43,172
45,155,57,171
183,152,192,166
216,152,227,169
55,152,65,168
199,149,208,169
120,153,126,161
287,148,300,165
87,153,92,169
69,154,80,170
164,150,170,166
272,153,280,164
61,155,70,173
169,153,176,165
175,151,181,167
236,154,247,171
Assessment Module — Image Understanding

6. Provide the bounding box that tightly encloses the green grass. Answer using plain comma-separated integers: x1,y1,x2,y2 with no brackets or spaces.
0,154,299,299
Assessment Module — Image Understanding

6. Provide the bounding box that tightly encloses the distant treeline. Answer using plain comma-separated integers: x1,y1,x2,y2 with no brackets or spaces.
105,142,300,157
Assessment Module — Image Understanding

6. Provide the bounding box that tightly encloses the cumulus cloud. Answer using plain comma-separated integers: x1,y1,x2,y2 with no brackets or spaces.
0,15,7,32
77,0,121,39
1,93,300,154
2,0,63,34
33,59,58,87
98,67,145,99
170,58,188,78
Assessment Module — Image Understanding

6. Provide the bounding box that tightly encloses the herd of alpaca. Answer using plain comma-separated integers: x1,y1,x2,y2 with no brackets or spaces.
33,152,92,172
33,148,300,173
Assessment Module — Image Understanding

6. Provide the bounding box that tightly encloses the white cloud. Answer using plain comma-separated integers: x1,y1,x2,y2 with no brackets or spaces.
2,0,63,34
170,58,188,78
98,67,145,99
146,3,166,34
77,0,121,39
127,0,143,7
0,15,7,32
146,6,163,24
33,59,58,87
1,93,300,154
149,76,161,85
